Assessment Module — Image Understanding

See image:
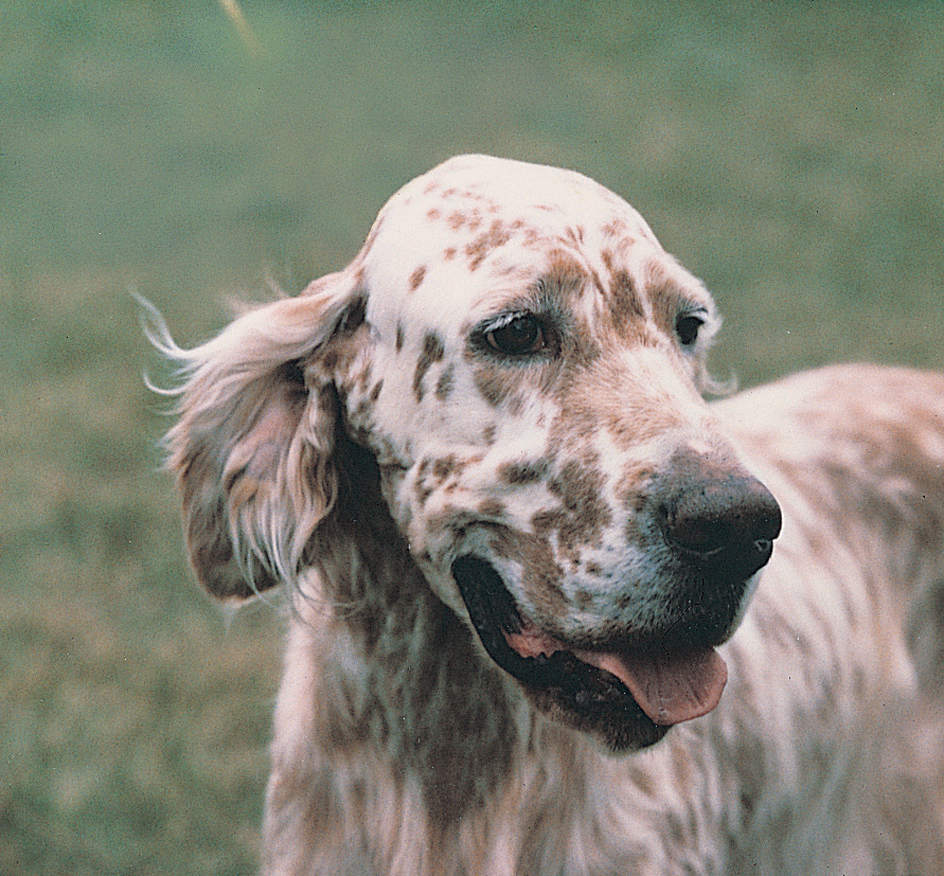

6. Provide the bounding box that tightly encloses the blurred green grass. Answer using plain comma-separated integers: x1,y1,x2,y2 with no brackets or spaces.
1,1,942,872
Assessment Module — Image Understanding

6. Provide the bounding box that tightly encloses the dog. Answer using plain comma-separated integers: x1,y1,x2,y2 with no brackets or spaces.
148,155,944,874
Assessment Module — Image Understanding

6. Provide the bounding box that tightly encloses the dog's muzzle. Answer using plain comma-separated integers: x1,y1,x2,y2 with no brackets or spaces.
451,453,782,752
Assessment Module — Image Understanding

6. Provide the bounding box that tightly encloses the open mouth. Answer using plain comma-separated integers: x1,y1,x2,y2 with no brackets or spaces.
452,555,732,752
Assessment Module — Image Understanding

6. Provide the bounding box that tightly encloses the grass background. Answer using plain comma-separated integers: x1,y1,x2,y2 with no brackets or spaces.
1,1,943,872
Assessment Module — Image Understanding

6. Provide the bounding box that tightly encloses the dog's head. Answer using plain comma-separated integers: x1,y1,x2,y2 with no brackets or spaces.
155,155,781,752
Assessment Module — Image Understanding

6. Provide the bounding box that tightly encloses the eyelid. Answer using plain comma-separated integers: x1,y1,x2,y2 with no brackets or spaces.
482,310,532,333
472,309,560,358
677,305,710,325
680,305,710,321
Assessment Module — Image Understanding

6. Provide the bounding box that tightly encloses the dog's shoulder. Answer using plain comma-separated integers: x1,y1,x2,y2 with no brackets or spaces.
713,364,944,501
716,364,944,693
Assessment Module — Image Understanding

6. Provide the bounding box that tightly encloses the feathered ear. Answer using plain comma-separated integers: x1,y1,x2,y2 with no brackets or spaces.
142,271,367,601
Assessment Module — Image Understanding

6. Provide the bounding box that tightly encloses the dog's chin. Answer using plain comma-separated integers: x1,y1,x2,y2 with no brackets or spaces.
451,555,742,754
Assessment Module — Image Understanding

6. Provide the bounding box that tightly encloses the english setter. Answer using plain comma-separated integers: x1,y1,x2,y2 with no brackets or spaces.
150,155,944,874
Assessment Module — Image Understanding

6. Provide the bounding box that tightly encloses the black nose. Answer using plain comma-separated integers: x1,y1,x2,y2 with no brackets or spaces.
659,467,782,581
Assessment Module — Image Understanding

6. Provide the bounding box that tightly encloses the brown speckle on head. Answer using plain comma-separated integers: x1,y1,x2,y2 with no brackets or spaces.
608,270,646,334
617,458,658,511
416,454,461,505
563,225,586,247
478,498,507,519
435,364,455,401
466,219,513,271
497,459,550,485
395,323,405,353
471,361,511,408
550,459,604,513
490,529,568,622
588,268,607,299
409,265,427,292
413,332,445,402
531,507,568,535
544,249,589,304
520,536,569,620
448,210,469,231
433,456,460,481
601,217,629,239
544,458,612,555
444,247,457,261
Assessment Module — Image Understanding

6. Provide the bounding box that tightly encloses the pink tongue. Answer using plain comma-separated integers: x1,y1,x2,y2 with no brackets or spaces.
504,626,727,727
574,646,727,726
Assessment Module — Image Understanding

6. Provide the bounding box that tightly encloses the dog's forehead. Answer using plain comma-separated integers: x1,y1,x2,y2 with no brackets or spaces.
359,155,678,338
405,154,657,231
370,155,662,264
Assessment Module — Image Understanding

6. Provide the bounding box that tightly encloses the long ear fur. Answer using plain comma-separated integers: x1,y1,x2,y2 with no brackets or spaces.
142,271,366,601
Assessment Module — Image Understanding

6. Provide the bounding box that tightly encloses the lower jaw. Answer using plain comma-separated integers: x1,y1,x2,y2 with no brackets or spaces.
491,642,673,752
452,555,729,752
522,680,670,753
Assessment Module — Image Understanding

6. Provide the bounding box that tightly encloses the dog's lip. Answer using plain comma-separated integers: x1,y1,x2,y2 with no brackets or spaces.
451,555,729,729
503,618,727,727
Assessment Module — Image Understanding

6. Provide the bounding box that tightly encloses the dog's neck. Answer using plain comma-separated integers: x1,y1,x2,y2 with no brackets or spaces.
279,434,740,873
302,433,528,823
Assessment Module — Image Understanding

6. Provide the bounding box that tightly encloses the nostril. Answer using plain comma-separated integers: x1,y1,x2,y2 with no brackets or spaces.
662,501,728,556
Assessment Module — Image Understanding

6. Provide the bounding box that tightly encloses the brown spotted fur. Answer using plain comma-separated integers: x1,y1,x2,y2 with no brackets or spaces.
147,155,944,875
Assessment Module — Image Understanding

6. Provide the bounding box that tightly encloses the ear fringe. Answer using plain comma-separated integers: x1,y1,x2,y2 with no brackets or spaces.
134,290,196,400
137,269,357,399
137,271,362,601
228,384,342,595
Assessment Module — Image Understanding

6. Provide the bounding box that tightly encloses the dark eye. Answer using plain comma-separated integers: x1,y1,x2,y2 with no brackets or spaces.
483,313,546,356
675,312,705,347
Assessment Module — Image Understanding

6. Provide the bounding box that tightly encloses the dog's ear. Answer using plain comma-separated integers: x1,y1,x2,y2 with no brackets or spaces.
146,271,367,601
